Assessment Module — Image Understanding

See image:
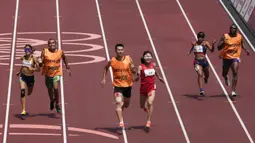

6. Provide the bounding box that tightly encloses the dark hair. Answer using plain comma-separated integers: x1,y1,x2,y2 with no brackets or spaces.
115,44,124,50
197,31,205,39
24,44,35,53
230,24,237,29
141,50,153,64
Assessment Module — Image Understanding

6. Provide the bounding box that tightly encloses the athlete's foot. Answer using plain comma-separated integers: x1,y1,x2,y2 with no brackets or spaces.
50,101,54,110
55,105,61,113
224,75,230,86
21,110,26,116
231,91,237,97
117,122,125,135
145,121,151,132
200,88,205,96
204,78,208,84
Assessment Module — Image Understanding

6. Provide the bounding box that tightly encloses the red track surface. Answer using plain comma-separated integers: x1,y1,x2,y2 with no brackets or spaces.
0,0,254,143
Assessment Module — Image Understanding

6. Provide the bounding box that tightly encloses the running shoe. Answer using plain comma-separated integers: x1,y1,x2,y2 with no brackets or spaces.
56,105,61,113
117,122,125,135
50,101,54,110
21,110,26,116
231,91,237,97
145,121,151,132
200,88,205,96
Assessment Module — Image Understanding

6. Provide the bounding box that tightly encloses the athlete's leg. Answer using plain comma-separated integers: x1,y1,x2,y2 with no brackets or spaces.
114,91,125,127
222,59,231,86
146,90,155,123
19,77,27,115
203,65,210,84
45,76,54,110
194,64,204,95
140,94,148,112
27,76,35,96
122,87,132,108
230,60,239,96
52,76,61,113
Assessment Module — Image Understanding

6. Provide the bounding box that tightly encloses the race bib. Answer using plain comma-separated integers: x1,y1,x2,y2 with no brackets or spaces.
144,69,155,77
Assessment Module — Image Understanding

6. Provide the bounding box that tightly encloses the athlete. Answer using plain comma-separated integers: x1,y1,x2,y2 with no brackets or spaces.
39,38,71,113
218,24,250,96
16,44,40,115
187,32,216,95
101,44,135,130
135,51,164,130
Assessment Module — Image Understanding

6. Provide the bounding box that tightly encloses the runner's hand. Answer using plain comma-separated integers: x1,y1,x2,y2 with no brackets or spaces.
212,40,216,44
16,72,20,76
246,50,250,55
159,77,165,83
101,79,106,87
66,69,71,76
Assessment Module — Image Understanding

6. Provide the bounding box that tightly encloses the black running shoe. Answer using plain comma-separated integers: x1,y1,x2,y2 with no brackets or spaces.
50,101,54,110
56,105,61,113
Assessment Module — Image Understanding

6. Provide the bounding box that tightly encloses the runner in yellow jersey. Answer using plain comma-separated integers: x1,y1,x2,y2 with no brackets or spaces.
16,44,40,116
39,38,71,113
218,24,250,96
101,44,135,131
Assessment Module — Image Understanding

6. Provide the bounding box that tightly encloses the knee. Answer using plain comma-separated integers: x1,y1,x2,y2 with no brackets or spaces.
233,72,238,79
147,101,153,107
124,102,129,108
53,88,58,93
116,103,123,111
198,73,203,78
21,89,26,98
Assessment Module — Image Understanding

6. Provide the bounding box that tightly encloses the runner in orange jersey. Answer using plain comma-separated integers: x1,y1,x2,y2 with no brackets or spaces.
218,24,250,96
16,44,40,116
39,38,71,113
101,44,136,131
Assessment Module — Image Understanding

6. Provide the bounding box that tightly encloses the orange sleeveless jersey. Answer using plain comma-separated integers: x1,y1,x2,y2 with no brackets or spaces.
42,48,63,77
219,33,242,59
111,55,133,87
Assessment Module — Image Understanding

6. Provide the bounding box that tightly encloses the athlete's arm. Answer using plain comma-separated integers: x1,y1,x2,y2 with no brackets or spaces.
154,63,164,83
62,51,71,76
187,42,195,56
39,49,45,67
101,60,111,86
205,41,215,53
217,35,225,51
241,39,250,55
62,51,70,69
129,56,136,74
135,65,142,82
33,56,40,72
16,56,24,76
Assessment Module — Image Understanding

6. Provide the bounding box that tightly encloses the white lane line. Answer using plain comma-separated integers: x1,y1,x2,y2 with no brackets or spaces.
94,0,128,143
2,0,20,143
135,0,191,142
176,0,254,142
56,0,68,143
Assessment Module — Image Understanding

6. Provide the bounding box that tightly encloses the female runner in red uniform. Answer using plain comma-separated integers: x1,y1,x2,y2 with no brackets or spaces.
135,51,164,130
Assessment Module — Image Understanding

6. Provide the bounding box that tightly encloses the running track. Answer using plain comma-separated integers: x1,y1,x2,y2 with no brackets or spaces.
0,0,255,143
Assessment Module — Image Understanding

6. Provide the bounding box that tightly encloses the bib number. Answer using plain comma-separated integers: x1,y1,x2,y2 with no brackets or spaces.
144,69,155,77
116,75,128,81
48,66,59,71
